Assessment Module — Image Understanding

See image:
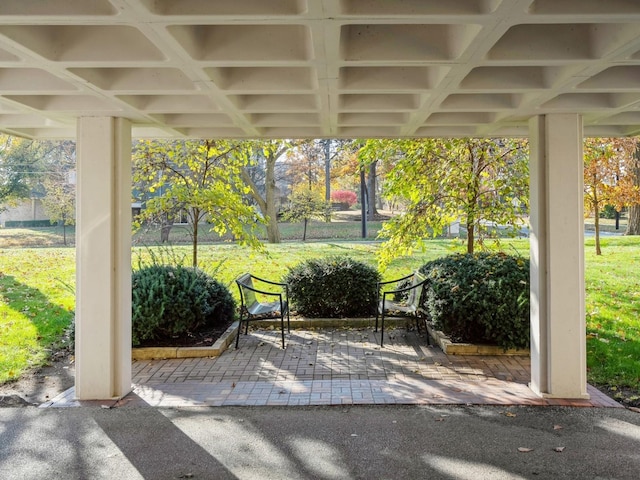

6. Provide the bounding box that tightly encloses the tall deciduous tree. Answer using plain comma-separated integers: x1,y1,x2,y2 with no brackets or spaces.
132,139,263,267
238,140,291,243
0,136,47,207
40,141,76,245
281,184,330,241
584,137,640,254
359,138,529,268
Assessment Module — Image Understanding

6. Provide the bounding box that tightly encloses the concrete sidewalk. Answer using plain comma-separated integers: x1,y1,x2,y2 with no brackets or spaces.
1,404,639,479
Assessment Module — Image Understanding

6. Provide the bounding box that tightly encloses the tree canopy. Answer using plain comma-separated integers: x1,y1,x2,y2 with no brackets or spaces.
584,137,640,254
132,139,264,267
359,138,529,268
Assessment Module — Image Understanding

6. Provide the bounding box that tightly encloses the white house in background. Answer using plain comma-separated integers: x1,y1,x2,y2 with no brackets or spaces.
0,194,48,227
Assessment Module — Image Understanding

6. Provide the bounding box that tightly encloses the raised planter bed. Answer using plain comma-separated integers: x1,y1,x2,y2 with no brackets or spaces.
132,321,239,360
425,321,529,356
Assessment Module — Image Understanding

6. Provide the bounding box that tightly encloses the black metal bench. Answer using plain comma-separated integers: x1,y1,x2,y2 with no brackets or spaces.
235,273,290,349
376,271,430,347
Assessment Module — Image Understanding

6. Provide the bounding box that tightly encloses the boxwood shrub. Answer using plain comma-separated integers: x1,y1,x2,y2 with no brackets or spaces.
419,252,530,350
284,256,381,317
131,265,235,346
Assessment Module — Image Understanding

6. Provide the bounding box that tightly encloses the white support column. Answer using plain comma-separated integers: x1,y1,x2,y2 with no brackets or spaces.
529,114,588,399
75,117,132,400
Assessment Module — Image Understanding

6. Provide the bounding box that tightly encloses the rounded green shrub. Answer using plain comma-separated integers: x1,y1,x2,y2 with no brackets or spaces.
131,265,235,346
419,252,530,350
284,256,381,317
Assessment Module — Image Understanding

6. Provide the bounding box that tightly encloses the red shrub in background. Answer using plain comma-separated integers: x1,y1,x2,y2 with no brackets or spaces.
331,190,357,206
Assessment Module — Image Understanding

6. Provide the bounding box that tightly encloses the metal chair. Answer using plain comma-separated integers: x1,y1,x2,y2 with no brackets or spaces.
235,273,290,349
376,271,430,347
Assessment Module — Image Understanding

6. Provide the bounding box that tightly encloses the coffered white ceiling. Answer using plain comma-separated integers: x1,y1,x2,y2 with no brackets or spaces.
0,0,639,139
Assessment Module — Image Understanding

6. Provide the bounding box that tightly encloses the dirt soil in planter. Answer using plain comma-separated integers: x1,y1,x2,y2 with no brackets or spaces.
135,318,234,348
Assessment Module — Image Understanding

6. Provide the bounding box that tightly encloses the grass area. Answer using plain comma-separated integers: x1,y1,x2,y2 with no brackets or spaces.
584,236,640,398
1,227,639,400
0,249,75,383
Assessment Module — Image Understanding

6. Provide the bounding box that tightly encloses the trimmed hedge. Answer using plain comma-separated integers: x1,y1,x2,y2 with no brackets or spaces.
284,256,381,317
131,265,235,346
419,252,530,350
4,220,54,228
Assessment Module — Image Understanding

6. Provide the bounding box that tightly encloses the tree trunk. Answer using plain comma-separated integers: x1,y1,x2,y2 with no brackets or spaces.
192,209,199,267
264,158,281,243
303,218,308,241
241,154,281,243
160,213,173,243
594,203,602,256
625,147,640,235
367,161,378,220
466,221,474,254
160,224,172,243
626,204,640,235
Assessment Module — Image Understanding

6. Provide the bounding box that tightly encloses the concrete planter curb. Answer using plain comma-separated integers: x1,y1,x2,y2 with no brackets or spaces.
425,321,529,356
132,321,240,360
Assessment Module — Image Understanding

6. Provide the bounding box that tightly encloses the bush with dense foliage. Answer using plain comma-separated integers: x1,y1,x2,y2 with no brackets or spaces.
284,256,381,317
419,252,530,350
131,265,235,345
330,190,358,206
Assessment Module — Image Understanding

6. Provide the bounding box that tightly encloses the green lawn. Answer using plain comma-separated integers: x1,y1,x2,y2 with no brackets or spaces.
1,232,639,401
584,236,640,398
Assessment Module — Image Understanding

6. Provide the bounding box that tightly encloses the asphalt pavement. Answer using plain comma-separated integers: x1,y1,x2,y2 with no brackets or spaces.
1,404,639,479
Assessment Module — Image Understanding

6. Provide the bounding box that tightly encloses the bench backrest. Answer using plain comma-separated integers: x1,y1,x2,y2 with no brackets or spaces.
406,272,426,309
236,273,258,308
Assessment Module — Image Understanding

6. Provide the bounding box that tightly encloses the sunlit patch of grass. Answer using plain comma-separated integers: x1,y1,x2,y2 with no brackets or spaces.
584,236,640,391
0,249,75,383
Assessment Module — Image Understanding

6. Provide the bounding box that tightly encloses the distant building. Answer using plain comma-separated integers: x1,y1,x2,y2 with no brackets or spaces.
0,193,48,227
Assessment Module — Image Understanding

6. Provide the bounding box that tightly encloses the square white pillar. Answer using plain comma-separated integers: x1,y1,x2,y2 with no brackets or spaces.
75,117,132,400
529,114,588,399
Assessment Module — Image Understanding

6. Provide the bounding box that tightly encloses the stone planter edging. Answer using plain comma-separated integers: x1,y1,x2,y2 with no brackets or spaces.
132,321,240,360
425,322,529,356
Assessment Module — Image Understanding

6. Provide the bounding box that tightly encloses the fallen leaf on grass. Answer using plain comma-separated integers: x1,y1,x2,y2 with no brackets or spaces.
554,447,566,453
518,447,534,453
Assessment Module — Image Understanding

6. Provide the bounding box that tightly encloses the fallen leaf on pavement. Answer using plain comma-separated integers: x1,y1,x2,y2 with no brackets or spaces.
553,424,563,430
505,412,517,417
518,447,534,453
554,447,566,453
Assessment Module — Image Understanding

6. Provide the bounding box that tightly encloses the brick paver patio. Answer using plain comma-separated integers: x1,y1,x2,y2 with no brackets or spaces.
45,326,620,408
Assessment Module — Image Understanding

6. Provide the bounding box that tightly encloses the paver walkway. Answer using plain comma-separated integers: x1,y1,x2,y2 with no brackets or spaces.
46,326,619,408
